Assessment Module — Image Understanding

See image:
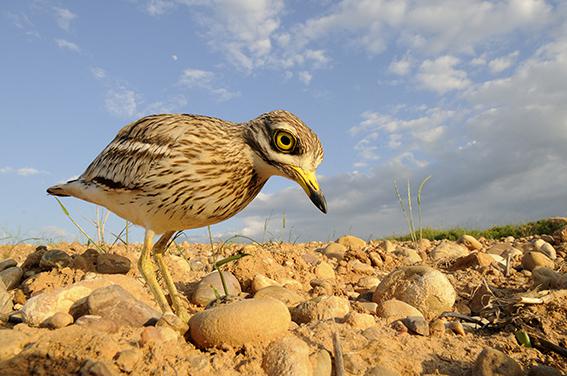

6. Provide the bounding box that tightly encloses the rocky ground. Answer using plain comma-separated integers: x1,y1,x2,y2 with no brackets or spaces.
1,219,566,376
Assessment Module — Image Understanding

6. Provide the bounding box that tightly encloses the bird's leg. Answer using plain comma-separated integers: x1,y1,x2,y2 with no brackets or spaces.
138,229,172,314
152,231,190,322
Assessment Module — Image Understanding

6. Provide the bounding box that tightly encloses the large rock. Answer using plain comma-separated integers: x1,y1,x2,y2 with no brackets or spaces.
263,336,313,376
336,235,366,251
191,271,242,307
292,296,350,324
85,285,161,327
189,297,291,348
0,266,23,290
430,242,469,260
372,266,455,319
322,243,347,261
0,259,17,272
96,254,131,274
472,347,523,376
533,241,557,260
39,249,71,269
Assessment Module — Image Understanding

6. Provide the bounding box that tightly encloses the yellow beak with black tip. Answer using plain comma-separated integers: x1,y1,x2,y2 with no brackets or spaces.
291,166,327,214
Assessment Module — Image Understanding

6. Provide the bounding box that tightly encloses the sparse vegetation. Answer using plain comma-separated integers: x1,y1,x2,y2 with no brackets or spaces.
389,219,565,241
394,176,432,246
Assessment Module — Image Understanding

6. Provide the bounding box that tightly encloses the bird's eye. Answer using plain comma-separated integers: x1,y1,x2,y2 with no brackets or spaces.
274,130,296,153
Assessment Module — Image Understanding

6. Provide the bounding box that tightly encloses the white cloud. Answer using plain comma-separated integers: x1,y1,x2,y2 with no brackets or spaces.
488,51,520,73
178,68,239,101
171,54,178,61
91,67,106,80
298,71,312,85
389,57,412,75
0,167,43,176
54,7,76,31
417,55,471,93
54,38,80,52
105,87,139,118
146,0,175,16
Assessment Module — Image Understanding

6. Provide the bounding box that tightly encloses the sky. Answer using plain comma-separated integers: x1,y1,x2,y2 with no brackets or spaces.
1,0,566,244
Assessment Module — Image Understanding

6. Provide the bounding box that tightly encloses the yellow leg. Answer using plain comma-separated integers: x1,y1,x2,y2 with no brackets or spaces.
138,229,172,314
153,231,190,322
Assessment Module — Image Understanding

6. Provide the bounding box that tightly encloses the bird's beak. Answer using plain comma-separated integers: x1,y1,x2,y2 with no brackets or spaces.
290,166,327,214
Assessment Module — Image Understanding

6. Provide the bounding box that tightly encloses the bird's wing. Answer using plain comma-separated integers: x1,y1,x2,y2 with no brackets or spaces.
80,115,189,190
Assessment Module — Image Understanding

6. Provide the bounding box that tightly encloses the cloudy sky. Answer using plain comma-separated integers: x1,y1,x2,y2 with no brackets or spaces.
1,0,566,244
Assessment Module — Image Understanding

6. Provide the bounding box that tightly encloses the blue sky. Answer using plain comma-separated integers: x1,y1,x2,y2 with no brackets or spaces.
1,0,566,243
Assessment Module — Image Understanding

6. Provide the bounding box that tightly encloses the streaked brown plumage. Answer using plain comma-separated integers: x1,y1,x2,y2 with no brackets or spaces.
47,110,326,321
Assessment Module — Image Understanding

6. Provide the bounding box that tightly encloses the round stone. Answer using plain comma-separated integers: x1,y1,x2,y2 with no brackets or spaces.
315,261,335,280
372,266,455,319
291,295,350,324
263,336,312,376
376,298,423,322
254,286,303,308
41,311,74,329
430,242,469,260
0,266,23,290
189,297,291,348
39,250,71,269
191,271,242,307
322,243,347,261
336,235,366,251
459,235,483,250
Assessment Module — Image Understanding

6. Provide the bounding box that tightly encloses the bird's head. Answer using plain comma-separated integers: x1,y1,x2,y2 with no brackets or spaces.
245,110,327,214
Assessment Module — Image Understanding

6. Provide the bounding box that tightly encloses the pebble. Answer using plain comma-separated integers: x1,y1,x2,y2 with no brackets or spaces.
86,284,161,327
472,347,523,376
382,240,396,253
393,248,422,264
336,235,367,250
372,266,456,319
355,301,378,315
96,254,131,274
79,359,115,376
114,348,142,373
430,318,446,336
402,316,429,336
263,336,312,376
0,259,17,272
0,280,13,317
20,247,47,271
191,271,242,306
315,261,336,279
156,312,189,335
345,312,375,329
356,276,381,291
0,329,29,361
452,252,494,269
21,278,118,326
310,349,332,376
322,242,347,261
252,274,281,292
536,242,557,260
13,289,26,305
522,252,554,271
368,252,383,267
254,286,303,308
139,326,164,346
41,311,74,329
449,321,466,336
430,242,469,260
0,266,23,290
189,297,291,348
75,315,119,333
39,249,71,269
350,259,375,273
459,235,483,250
376,299,424,322
292,295,350,324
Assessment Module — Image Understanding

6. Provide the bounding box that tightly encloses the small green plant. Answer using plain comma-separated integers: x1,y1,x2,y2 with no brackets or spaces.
393,176,431,247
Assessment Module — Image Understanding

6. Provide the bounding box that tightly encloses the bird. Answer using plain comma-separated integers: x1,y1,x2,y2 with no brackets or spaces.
47,110,327,321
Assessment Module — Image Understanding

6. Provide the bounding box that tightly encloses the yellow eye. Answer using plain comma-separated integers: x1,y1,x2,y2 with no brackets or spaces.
274,131,296,153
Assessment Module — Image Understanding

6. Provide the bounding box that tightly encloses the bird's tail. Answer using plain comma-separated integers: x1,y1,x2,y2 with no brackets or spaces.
47,181,76,197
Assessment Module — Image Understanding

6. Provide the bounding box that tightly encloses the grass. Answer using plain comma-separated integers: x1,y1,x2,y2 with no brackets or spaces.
389,219,565,241
394,176,431,246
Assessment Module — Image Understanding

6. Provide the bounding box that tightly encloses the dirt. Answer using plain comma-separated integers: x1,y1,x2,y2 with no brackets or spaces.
0,234,566,376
